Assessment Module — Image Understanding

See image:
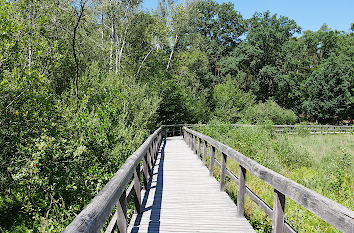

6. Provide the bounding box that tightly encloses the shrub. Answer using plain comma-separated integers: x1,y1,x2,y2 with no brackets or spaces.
240,100,297,125
213,76,255,123
0,68,160,231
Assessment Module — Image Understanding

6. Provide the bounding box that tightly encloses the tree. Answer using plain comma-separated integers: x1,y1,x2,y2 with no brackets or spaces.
219,11,301,105
302,54,353,123
213,76,255,122
194,0,244,78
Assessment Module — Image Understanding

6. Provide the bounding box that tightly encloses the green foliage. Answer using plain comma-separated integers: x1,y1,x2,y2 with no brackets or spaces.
0,65,160,231
240,100,297,125
302,53,353,123
213,76,255,122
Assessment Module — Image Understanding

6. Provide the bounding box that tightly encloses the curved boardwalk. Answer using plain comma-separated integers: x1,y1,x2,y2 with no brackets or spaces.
128,136,255,233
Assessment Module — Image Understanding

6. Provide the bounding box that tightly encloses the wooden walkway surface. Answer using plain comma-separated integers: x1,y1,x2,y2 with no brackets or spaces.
128,136,255,233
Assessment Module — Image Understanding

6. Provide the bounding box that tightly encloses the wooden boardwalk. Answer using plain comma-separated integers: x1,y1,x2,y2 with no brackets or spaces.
128,136,255,233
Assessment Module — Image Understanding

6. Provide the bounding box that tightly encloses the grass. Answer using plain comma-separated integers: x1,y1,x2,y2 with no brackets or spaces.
287,134,354,162
195,123,353,233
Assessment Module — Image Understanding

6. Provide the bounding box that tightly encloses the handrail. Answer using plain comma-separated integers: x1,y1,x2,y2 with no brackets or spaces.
64,127,164,233
183,127,354,233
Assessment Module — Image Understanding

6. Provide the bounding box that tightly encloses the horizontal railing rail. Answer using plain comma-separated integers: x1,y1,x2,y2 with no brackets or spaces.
183,126,354,233
64,127,164,233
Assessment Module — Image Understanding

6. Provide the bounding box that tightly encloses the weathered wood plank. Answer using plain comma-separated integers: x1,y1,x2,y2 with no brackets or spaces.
133,165,141,213
237,165,246,217
202,140,207,165
128,136,255,233
209,146,215,176
220,153,227,191
272,189,285,233
117,190,127,233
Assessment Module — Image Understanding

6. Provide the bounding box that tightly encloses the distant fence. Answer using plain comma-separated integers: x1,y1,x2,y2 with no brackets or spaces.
273,125,354,135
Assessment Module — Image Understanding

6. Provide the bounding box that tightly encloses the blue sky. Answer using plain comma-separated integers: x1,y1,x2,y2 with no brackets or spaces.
142,0,354,33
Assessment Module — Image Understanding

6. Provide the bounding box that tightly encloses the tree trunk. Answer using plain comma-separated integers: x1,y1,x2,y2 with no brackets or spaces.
101,11,104,52
28,0,33,70
118,36,126,73
135,48,154,80
72,1,86,97
166,34,178,71
109,0,114,71
115,33,120,74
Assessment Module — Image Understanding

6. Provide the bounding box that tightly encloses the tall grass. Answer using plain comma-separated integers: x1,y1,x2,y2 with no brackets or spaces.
195,121,353,233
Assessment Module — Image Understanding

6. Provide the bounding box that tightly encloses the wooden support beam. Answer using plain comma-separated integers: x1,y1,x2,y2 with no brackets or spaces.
142,153,149,189
117,190,127,233
209,146,215,176
237,165,246,216
133,165,141,213
202,140,207,165
272,189,285,233
220,152,227,191
197,138,201,159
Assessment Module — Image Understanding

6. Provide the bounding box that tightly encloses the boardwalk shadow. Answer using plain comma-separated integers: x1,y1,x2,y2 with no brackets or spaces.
131,137,166,233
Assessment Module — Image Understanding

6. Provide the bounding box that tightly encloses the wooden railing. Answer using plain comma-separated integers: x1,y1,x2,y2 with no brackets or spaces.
183,127,354,233
64,127,164,233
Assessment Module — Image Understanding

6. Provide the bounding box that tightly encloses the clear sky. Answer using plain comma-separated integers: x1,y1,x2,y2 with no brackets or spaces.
142,0,354,33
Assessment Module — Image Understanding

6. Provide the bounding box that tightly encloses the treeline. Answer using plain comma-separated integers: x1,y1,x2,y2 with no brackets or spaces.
0,0,353,231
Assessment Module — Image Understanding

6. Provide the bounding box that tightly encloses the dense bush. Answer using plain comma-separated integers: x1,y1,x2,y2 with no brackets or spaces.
240,100,297,125
0,67,160,231
213,77,255,122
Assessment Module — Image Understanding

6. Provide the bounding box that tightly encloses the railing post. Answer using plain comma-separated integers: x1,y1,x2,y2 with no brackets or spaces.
117,190,127,233
272,189,285,233
147,147,153,174
197,138,201,159
237,165,246,216
133,165,141,213
220,152,227,191
202,140,207,165
189,133,192,148
154,138,158,160
191,135,195,152
164,127,167,139
142,153,149,189
209,146,215,176
194,136,198,154
172,127,175,137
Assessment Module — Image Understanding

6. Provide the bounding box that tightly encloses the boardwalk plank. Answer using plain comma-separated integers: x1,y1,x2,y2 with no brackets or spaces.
128,136,255,233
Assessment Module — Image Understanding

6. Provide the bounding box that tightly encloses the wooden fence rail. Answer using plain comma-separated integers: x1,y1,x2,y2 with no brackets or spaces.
272,125,354,135
183,127,354,233
64,127,164,233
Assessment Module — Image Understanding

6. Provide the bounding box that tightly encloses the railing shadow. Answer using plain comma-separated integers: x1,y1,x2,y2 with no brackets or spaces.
131,137,166,233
